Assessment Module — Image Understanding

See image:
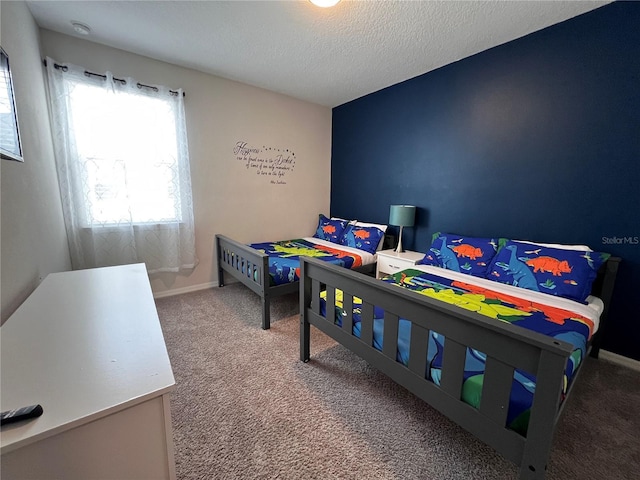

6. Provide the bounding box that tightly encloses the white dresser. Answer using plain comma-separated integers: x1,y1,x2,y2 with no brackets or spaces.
1,264,176,479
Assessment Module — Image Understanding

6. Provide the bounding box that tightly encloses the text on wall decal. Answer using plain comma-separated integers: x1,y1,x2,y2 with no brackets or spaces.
234,141,296,185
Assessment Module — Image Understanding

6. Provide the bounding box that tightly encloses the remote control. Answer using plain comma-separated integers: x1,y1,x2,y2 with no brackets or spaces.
1,404,43,426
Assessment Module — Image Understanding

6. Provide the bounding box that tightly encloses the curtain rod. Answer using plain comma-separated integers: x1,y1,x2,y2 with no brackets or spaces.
42,59,185,97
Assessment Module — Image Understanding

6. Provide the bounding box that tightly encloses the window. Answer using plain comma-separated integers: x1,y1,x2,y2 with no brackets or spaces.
45,58,197,273
69,82,183,225
0,47,23,162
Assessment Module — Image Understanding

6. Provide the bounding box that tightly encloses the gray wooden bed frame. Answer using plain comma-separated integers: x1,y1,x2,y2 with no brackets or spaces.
215,234,375,329
300,256,620,480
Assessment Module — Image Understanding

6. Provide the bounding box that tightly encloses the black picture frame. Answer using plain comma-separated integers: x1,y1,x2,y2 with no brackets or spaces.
1,46,24,162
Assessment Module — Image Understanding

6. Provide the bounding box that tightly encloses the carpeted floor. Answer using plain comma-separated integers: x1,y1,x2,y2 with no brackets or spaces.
155,284,640,480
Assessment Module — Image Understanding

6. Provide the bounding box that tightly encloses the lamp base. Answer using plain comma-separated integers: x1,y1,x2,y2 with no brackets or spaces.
395,226,404,253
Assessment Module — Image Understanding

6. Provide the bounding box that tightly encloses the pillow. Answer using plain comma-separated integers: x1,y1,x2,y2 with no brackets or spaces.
485,240,610,302
339,224,385,255
313,214,347,243
355,221,388,250
418,232,499,278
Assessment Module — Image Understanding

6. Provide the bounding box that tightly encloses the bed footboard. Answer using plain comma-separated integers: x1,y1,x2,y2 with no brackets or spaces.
216,234,270,329
299,257,575,480
216,234,299,329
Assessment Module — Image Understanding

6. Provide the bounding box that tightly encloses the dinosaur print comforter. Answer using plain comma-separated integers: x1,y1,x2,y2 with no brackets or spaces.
320,265,602,435
250,238,369,286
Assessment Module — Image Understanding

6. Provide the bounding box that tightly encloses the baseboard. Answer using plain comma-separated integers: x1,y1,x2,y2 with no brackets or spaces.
599,350,640,372
152,281,218,299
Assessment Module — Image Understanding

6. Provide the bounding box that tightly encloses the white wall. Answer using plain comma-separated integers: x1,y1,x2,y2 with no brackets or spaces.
1,2,72,323
39,30,332,296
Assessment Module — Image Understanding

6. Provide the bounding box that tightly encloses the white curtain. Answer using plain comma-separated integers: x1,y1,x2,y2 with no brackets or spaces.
45,57,197,273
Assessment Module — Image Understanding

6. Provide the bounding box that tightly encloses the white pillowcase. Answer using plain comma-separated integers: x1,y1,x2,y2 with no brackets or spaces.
514,240,593,252
354,221,388,233
331,216,356,224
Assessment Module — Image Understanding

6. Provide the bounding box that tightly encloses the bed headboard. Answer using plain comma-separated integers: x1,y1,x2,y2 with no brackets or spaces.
589,256,621,358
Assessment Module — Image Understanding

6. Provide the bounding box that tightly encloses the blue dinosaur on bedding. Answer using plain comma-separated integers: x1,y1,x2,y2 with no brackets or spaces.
434,235,461,271
493,244,539,291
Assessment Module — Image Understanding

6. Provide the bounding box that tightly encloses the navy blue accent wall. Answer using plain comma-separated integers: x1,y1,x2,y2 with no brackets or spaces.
331,2,640,360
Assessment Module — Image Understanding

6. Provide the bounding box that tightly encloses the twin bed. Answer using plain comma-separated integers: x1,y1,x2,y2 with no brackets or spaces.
216,215,384,329
217,225,619,479
216,235,377,329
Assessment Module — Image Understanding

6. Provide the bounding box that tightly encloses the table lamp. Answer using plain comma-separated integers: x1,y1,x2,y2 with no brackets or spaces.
389,205,416,253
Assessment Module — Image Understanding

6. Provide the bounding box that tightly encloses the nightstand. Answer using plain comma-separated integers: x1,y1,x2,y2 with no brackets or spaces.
375,249,425,279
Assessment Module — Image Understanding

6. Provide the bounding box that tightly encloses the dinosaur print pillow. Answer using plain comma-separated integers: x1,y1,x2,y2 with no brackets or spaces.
417,232,499,278
313,214,348,243
485,240,610,302
339,224,385,255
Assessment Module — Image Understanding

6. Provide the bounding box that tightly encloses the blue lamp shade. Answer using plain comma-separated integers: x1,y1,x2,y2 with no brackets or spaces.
389,205,416,227
389,205,415,253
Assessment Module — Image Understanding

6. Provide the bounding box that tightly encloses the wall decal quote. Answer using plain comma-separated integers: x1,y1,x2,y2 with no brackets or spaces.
234,141,296,185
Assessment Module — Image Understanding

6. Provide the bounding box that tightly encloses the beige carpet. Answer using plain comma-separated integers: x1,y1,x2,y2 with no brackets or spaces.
156,284,640,479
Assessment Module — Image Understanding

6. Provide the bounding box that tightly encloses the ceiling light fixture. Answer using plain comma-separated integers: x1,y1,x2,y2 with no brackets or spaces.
309,0,341,7
71,22,91,35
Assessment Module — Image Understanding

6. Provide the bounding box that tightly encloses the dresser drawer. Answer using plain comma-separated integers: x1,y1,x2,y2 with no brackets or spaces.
377,255,415,276
375,250,425,279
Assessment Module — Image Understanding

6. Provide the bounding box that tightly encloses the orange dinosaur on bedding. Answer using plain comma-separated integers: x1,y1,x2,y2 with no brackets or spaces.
526,256,572,276
354,230,370,240
452,244,483,260
323,225,337,235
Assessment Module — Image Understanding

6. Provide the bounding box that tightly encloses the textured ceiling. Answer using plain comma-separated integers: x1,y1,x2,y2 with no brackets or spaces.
25,0,609,107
